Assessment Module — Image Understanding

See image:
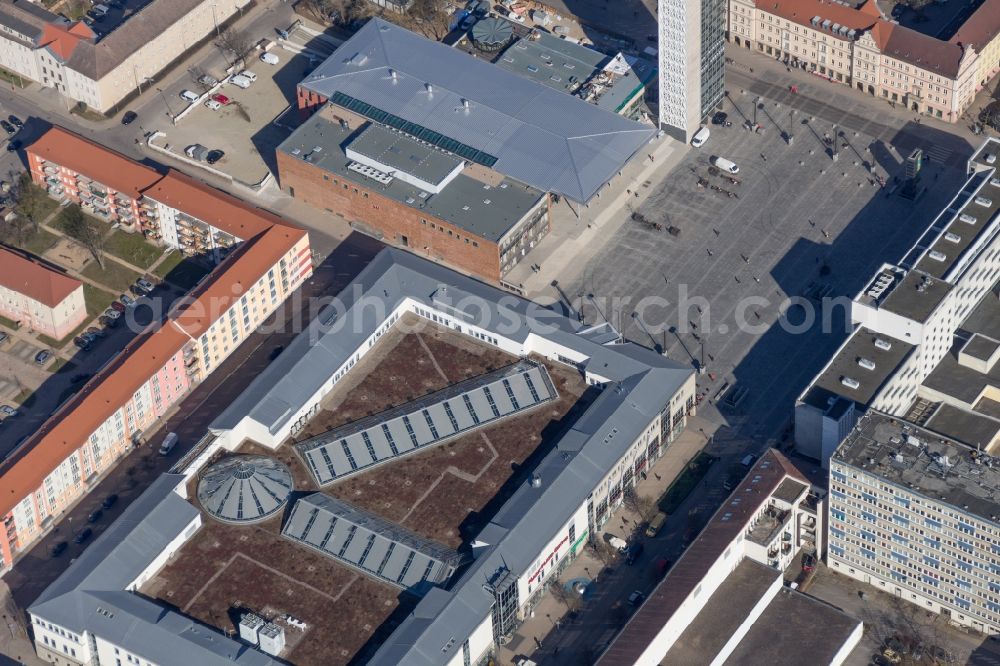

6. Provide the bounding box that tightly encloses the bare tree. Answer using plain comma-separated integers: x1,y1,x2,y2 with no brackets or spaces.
403,0,450,40
60,204,107,268
548,578,582,615
591,539,618,567
624,489,660,526
0,172,48,249
215,27,255,69
190,66,216,92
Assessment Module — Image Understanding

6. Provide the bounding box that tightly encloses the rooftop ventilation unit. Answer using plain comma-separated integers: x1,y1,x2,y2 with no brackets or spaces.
425,82,434,95
239,613,265,644
389,68,397,81
874,338,892,351
928,250,947,262
857,357,876,370
348,161,394,185
841,376,860,389
530,473,542,488
959,213,977,224
944,232,961,243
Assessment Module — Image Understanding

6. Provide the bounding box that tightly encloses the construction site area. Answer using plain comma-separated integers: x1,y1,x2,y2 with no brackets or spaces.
141,315,592,665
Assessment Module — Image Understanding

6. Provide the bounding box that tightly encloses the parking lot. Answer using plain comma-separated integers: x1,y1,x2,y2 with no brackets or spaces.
158,43,317,184
563,95,973,448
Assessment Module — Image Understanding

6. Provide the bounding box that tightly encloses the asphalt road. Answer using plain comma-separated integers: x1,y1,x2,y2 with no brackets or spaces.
3,232,384,613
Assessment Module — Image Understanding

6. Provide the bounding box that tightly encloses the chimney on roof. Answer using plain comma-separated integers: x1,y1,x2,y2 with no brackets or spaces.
389,68,397,82
425,82,434,96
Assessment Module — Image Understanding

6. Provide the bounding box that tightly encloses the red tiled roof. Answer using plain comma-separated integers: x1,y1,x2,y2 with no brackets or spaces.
874,22,964,78
141,170,285,241
28,126,162,199
0,247,81,308
755,0,878,35
950,0,1000,52
596,449,809,665
39,21,92,61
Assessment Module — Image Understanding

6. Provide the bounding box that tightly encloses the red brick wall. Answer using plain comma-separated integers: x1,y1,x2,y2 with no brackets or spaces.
277,151,502,281
296,87,328,118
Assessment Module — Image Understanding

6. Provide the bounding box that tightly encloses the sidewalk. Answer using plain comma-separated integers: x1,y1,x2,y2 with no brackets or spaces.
506,133,689,298
497,416,716,664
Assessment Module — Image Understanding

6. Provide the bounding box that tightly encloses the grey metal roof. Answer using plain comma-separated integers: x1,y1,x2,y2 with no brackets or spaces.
29,474,277,666
295,360,557,486
277,108,544,243
197,455,293,524
281,493,463,591
495,32,607,95
299,18,655,203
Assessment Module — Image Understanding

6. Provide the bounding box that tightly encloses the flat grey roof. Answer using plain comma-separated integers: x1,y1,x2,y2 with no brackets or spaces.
295,360,556,486
923,289,1000,405
878,270,952,323
278,109,543,243
662,559,780,666
348,123,463,184
963,332,1000,362
495,32,607,94
722,588,860,666
281,493,462,591
909,169,1000,280
924,402,1000,449
773,477,808,504
834,411,1000,524
801,327,914,410
30,474,278,666
299,18,655,203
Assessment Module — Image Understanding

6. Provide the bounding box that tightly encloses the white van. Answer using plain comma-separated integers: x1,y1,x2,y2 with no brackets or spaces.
712,156,740,174
260,52,280,65
691,126,710,148
158,432,179,456
230,75,251,89
239,70,257,82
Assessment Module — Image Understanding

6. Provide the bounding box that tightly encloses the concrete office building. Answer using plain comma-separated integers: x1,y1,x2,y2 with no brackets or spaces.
0,128,311,573
597,449,860,665
796,138,1000,465
203,248,696,665
0,247,86,339
829,411,1000,634
0,0,250,113
657,0,727,142
29,474,279,666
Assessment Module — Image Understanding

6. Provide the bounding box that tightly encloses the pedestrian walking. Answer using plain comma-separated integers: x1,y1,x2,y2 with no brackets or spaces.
713,228,720,236
760,153,767,161
753,275,761,283
707,249,714,257
734,275,741,283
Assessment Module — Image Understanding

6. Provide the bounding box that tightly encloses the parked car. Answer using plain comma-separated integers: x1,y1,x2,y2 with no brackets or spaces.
101,494,119,509
85,326,106,338
7,115,22,129
73,336,91,350
120,294,135,308
180,89,199,102
239,70,257,82
185,143,210,161
625,541,644,565
0,120,15,135
212,93,230,105
627,590,644,606
204,99,222,111
0,405,18,417
74,527,93,544
34,350,51,365
110,300,126,313
198,73,219,87
99,315,119,328
50,541,68,557
230,75,251,89
136,278,155,293
711,111,728,126
206,149,225,165
260,52,280,65
121,110,137,125
6,139,21,152
87,508,103,523
0,331,8,344
103,308,121,320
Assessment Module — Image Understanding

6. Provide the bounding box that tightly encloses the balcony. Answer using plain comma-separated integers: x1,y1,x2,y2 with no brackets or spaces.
747,504,792,547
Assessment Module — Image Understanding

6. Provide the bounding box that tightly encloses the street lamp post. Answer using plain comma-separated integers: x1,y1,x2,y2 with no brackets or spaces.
156,87,175,118
211,4,220,36
132,64,143,96
787,109,795,145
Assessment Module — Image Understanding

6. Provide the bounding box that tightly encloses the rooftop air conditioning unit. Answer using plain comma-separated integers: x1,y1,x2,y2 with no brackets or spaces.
857,357,876,370
874,338,892,351
928,250,947,262
841,376,860,390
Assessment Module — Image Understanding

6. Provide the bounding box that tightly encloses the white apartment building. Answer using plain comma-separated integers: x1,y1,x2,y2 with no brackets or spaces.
0,247,86,339
657,0,727,142
0,0,250,113
796,138,1000,464
829,411,1000,634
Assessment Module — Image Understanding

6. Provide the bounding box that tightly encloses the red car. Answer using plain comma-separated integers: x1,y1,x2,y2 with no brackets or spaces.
212,93,230,105
110,301,126,313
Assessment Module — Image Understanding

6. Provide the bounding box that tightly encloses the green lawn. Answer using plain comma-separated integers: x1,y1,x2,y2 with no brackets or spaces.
0,314,17,330
20,228,58,257
657,452,718,516
154,251,211,290
81,258,142,293
51,206,101,235
105,229,163,269
83,283,116,318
